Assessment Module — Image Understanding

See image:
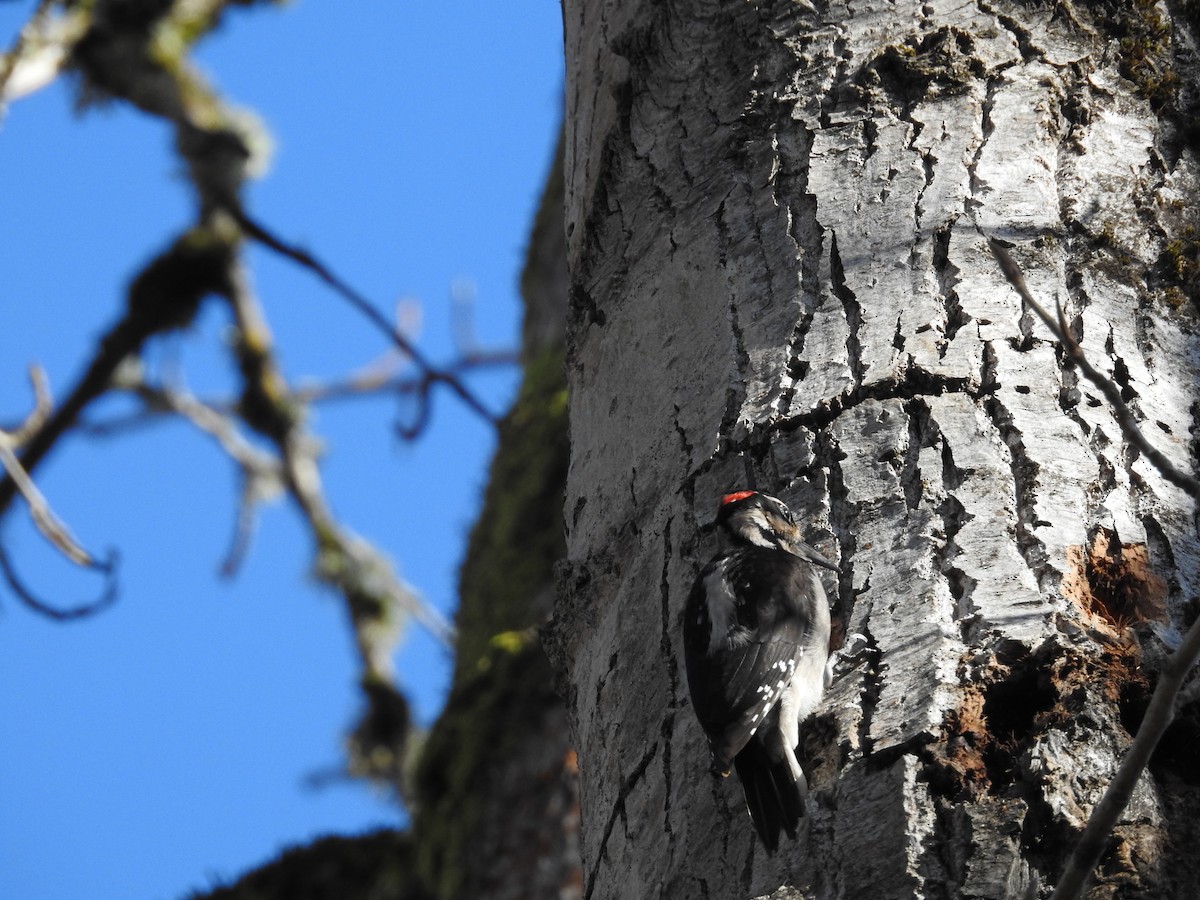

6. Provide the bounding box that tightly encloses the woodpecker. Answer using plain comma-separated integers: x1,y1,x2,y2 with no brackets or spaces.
683,490,837,852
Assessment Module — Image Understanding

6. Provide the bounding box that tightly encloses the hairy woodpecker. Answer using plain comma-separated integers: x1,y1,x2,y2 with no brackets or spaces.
683,490,837,851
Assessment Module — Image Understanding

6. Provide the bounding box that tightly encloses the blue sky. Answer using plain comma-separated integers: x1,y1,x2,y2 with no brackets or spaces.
0,2,564,898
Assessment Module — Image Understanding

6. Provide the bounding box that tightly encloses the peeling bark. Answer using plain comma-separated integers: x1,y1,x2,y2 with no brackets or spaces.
553,0,1200,896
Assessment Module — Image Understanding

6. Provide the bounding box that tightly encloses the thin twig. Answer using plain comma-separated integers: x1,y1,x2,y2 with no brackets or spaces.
8,364,52,446
116,376,284,580
0,0,66,105
71,353,516,439
1050,614,1200,899
126,380,284,481
223,260,456,649
0,366,99,567
229,207,502,429
989,239,1200,900
989,239,1200,497
219,473,265,579
0,441,93,566
0,543,118,621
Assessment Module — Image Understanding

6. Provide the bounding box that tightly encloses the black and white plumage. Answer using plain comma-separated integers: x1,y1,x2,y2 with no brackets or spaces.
683,490,836,852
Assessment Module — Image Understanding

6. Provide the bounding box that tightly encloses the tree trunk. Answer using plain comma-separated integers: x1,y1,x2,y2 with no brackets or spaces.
550,1,1200,897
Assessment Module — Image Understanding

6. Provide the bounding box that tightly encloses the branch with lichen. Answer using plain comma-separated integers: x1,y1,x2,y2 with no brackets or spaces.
65,321,516,442
989,239,1200,900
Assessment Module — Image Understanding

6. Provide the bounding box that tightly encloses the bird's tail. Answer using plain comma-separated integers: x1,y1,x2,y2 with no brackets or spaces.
732,739,806,852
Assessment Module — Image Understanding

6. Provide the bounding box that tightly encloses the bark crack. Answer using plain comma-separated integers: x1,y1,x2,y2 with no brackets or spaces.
583,741,660,900
673,404,694,461
779,366,987,438
934,222,970,359
937,437,980,642
594,651,620,713
714,194,732,270
902,398,926,511
975,0,1040,62
982,384,1054,590
830,231,865,385
821,423,858,627
659,520,679,852
922,801,965,900
967,75,1001,208
774,117,822,418
856,615,881,758
719,279,751,447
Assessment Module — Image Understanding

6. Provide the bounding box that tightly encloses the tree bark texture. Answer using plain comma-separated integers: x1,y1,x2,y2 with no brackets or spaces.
552,1,1200,898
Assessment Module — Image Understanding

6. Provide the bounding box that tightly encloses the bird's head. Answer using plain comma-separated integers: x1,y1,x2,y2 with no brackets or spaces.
716,490,839,571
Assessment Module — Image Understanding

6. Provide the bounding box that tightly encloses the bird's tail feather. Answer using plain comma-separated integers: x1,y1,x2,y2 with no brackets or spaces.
733,740,805,852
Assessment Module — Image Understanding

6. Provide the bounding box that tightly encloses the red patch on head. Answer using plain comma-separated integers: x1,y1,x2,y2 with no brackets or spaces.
720,490,757,506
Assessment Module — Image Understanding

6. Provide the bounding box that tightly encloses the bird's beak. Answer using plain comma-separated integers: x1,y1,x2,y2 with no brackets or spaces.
790,541,840,573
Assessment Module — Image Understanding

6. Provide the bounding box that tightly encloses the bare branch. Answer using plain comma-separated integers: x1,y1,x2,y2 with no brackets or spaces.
122,378,284,486
8,364,52,446
0,0,81,107
0,366,102,568
988,239,1200,497
395,388,434,442
227,206,503,431
0,440,92,567
0,225,238,521
71,352,517,440
219,473,265,579
0,0,462,793
1051,615,1200,900
0,543,118,621
989,240,1200,900
112,375,285,580
222,261,456,650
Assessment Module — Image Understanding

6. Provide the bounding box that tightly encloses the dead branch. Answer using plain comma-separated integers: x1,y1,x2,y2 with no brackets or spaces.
989,239,1200,900
0,0,77,107
7,364,52,445
114,370,285,580
0,543,118,621
0,366,102,569
222,260,456,649
989,239,1200,498
0,0,475,791
1052,615,1200,900
69,351,517,440
0,226,238,521
227,207,503,431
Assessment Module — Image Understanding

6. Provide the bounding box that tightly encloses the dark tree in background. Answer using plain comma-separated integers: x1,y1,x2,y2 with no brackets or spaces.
410,135,579,900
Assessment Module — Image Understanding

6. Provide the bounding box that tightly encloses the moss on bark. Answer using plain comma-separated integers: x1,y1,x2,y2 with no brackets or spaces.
412,342,569,900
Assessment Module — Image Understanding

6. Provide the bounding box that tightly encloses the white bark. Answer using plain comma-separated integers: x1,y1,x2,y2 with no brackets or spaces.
551,0,1200,897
